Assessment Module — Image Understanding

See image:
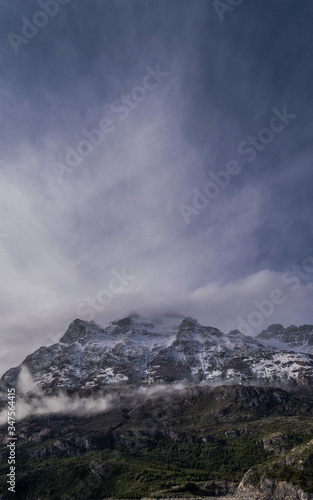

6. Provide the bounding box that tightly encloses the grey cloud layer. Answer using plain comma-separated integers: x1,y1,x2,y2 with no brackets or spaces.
0,0,313,374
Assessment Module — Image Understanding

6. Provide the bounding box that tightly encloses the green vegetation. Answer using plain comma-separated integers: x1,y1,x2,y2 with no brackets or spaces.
0,438,272,499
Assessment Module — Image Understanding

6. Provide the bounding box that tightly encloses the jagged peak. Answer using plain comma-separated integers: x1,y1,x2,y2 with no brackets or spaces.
127,311,140,318
228,329,243,336
59,318,96,344
258,323,313,338
110,316,133,328
179,316,198,326
177,317,200,334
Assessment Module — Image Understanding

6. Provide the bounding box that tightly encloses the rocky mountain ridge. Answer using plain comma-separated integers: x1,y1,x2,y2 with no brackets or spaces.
256,323,313,354
1,314,313,401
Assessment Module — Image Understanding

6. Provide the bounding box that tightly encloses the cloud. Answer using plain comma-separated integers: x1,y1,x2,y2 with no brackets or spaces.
0,363,302,425
0,1,313,375
0,365,188,424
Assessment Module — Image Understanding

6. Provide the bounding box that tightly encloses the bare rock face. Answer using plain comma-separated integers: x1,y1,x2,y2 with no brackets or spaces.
1,315,313,401
236,480,313,499
259,432,292,455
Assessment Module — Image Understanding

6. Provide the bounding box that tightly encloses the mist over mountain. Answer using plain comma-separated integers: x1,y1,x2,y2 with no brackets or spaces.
1,313,313,424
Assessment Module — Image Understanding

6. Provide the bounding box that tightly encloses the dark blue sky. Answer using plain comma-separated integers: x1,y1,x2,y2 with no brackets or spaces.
1,0,313,372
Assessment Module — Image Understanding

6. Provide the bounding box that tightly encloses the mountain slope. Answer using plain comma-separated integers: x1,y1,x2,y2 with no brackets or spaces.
1,384,313,499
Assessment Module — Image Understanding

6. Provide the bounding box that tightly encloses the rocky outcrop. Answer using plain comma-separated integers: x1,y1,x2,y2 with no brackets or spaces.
259,432,292,455
235,439,313,499
236,479,313,499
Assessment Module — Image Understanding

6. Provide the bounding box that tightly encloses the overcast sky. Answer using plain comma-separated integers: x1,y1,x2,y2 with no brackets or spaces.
1,0,313,374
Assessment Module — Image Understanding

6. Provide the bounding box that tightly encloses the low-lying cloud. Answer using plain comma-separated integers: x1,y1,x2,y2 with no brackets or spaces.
0,365,188,424
0,362,303,426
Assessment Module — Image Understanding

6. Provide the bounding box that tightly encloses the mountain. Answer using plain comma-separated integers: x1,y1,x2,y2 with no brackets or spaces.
256,323,313,354
2,314,313,400
1,314,313,499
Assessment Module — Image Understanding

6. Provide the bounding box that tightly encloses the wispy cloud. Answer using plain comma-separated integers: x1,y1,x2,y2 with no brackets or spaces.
0,365,188,424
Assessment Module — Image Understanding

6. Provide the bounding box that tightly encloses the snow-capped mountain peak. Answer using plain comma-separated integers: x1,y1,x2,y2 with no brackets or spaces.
1,315,313,398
